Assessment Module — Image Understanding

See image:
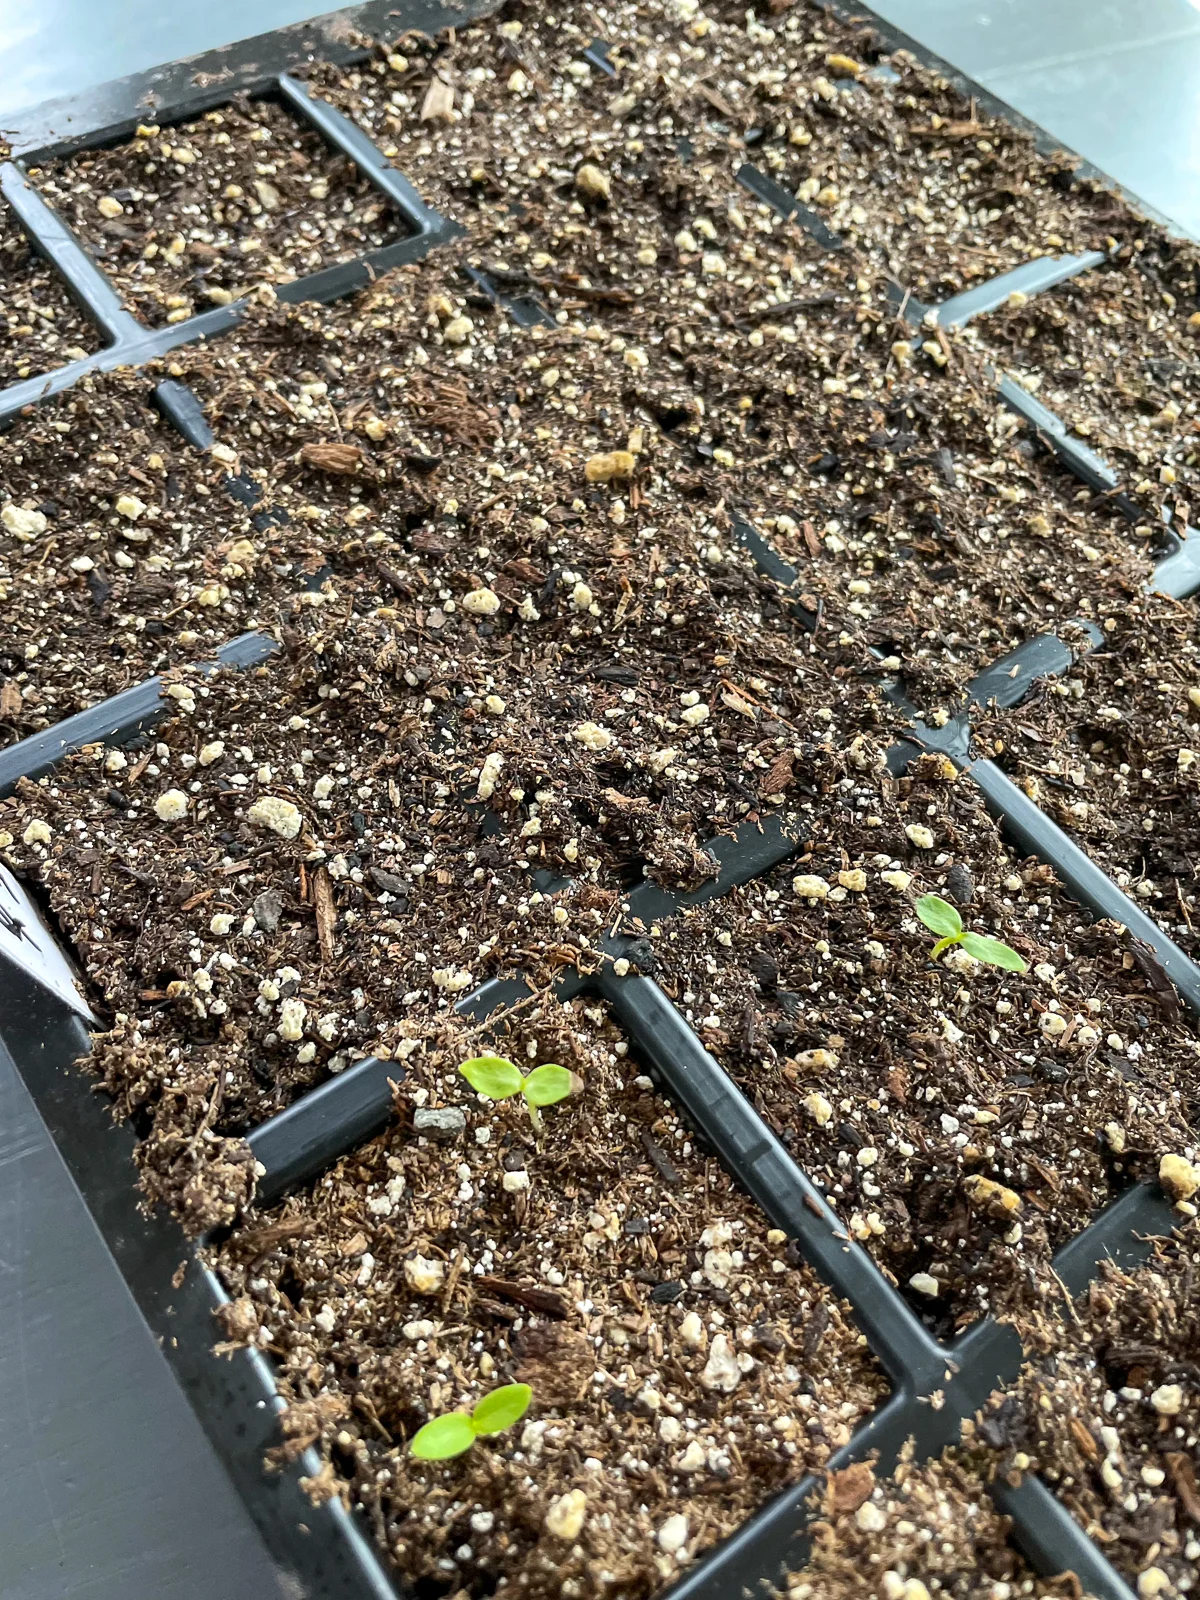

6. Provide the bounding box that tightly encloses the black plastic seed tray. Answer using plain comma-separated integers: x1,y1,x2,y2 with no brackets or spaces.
2,6,1199,1600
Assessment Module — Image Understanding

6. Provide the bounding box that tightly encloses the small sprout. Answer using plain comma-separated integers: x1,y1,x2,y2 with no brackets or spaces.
410,1383,532,1460
459,1054,574,1132
915,894,1027,973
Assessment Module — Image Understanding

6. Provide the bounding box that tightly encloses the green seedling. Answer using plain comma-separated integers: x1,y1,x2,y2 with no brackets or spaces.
459,1054,575,1132
409,1383,532,1461
916,894,1027,973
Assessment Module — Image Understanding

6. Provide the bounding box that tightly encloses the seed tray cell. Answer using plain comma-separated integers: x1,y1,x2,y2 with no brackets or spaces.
219,989,891,1599
625,24,1128,302
961,262,1200,506
0,1027,292,1600
885,262,1195,562
0,394,379,750
610,812,1193,1316
36,94,409,329
3,4,1200,1600
0,70,462,434
0,628,276,796
974,643,1200,956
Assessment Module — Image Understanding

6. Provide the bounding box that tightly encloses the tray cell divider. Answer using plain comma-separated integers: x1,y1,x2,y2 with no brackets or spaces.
247,1055,405,1205
276,74,447,238
885,249,1198,595
0,630,277,798
0,162,142,343
964,756,1200,1011
933,250,1109,329
992,1476,1138,1600
735,163,844,251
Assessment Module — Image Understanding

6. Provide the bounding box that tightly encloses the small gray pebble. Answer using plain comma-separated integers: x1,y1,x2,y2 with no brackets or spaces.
369,866,407,896
252,887,284,931
943,863,974,904
413,1106,466,1140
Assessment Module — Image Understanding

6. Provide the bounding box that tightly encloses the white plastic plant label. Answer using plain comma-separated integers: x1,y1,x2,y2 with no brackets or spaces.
0,860,92,1018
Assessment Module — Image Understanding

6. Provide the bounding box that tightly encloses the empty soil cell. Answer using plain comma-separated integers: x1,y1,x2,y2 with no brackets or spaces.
32,94,405,326
959,255,1200,518
786,1450,1056,1599
0,384,318,741
203,1000,887,1600
0,199,101,385
974,601,1200,962
724,355,1157,708
976,1222,1200,1597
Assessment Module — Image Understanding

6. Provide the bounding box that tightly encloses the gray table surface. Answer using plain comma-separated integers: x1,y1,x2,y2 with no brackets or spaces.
0,1027,288,1600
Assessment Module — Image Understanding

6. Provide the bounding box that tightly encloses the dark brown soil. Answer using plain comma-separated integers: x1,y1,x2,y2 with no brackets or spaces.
0,598,884,1132
299,3,1172,696
978,1224,1200,1597
35,95,405,326
2,2,1200,1597
1,198,101,384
